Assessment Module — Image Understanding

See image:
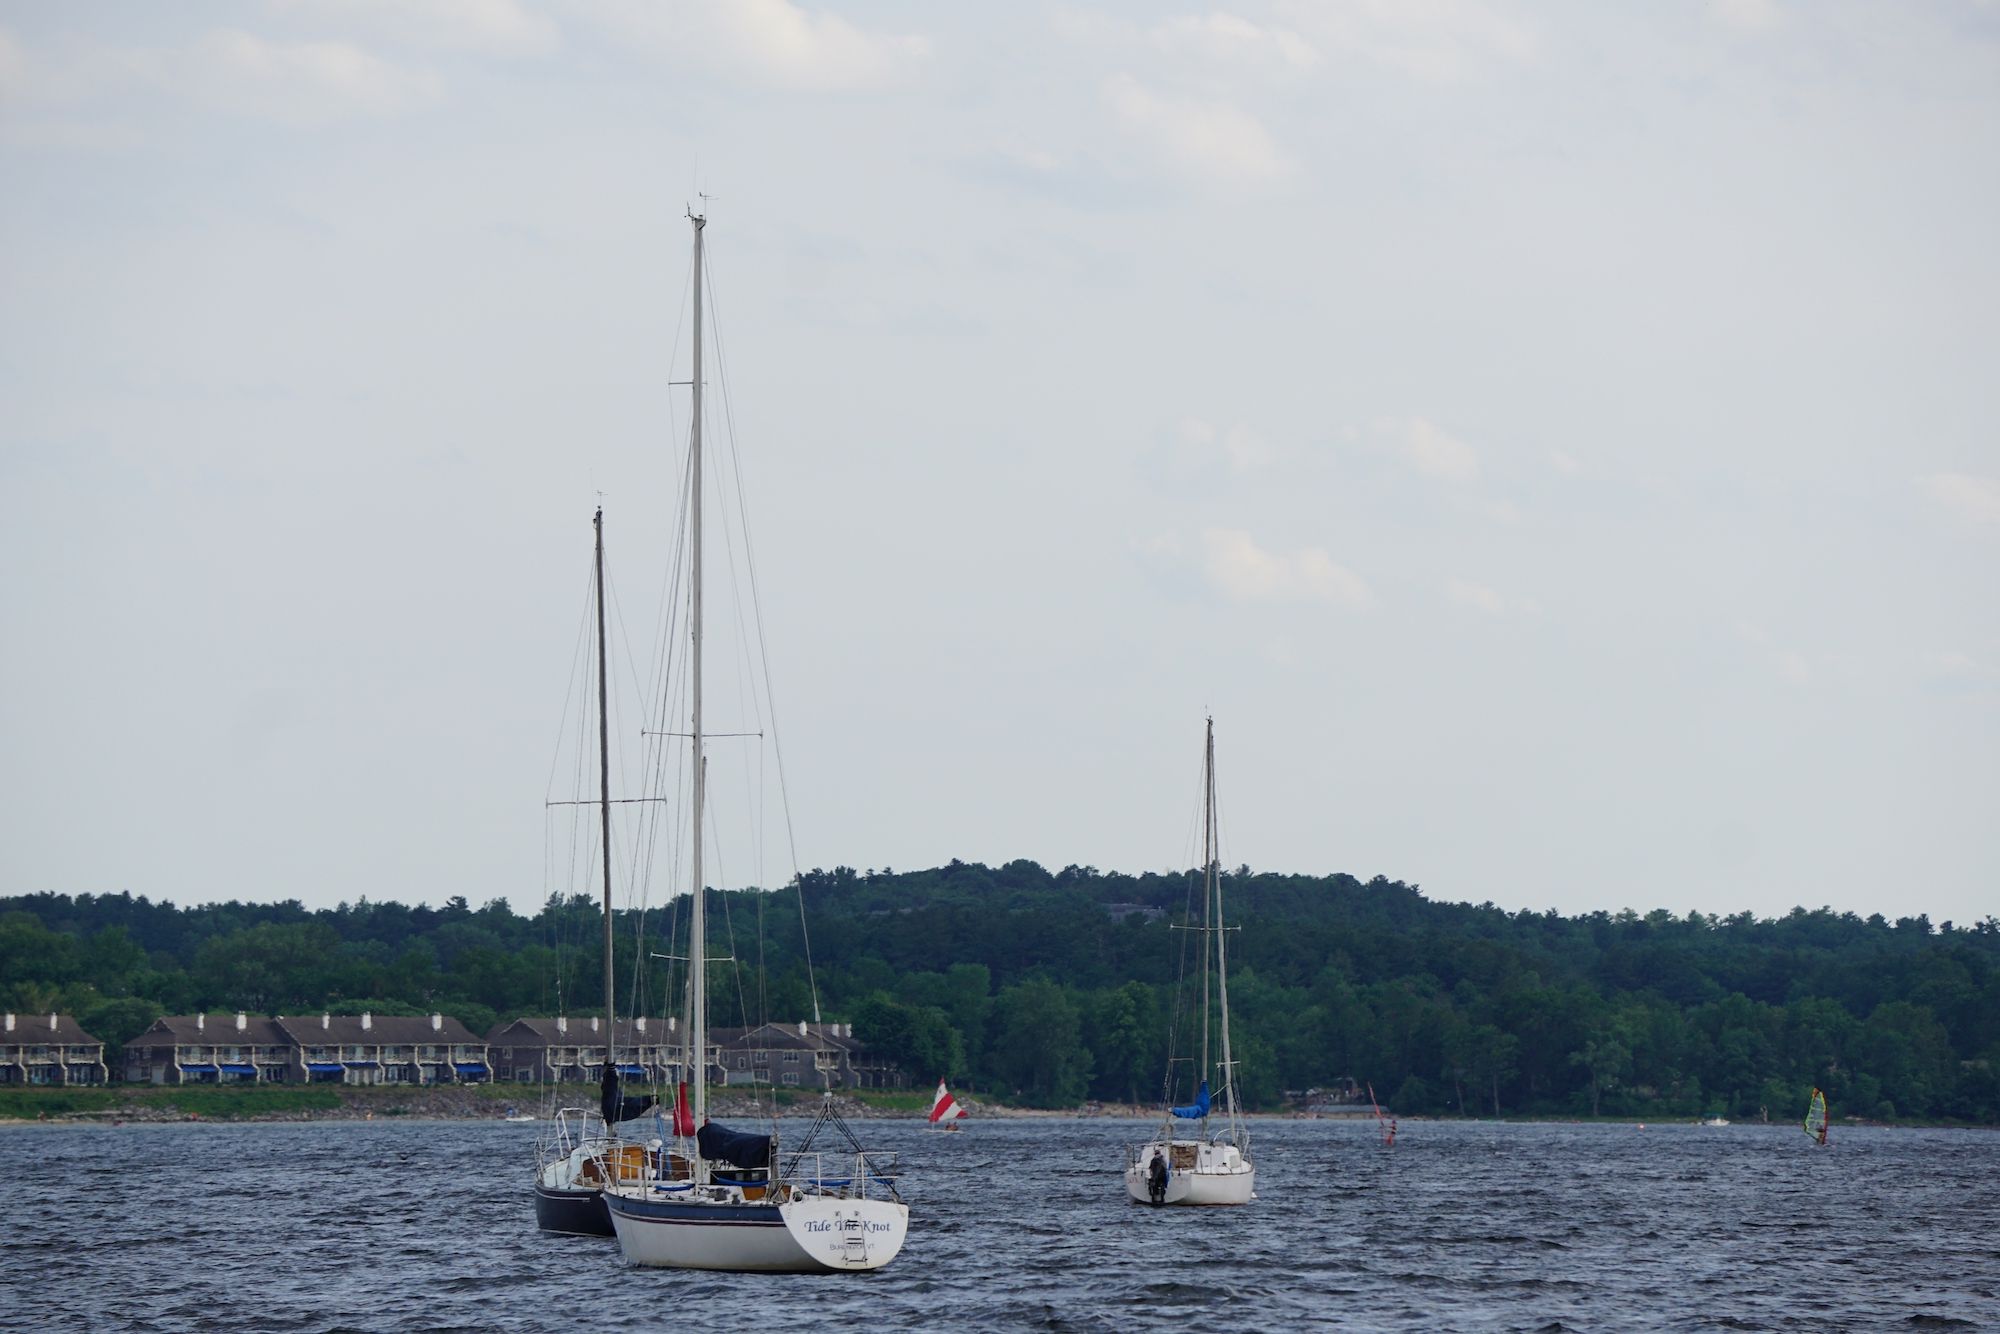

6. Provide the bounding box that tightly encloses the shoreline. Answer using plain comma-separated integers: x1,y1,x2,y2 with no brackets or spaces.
0,1085,1985,1131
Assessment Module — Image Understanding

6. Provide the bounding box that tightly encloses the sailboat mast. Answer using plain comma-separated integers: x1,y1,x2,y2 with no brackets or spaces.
1211,721,1239,1133
1200,717,1214,1124
687,210,709,1139
594,507,616,1076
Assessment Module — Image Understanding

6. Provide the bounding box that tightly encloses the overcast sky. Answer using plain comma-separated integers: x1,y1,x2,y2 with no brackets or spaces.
2,1,1995,925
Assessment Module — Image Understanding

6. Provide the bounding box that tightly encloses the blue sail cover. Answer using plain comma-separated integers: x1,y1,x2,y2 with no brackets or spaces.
696,1122,774,1170
1171,1079,1211,1119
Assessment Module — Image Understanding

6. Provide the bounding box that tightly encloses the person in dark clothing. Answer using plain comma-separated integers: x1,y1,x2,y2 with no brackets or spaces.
1147,1151,1169,1205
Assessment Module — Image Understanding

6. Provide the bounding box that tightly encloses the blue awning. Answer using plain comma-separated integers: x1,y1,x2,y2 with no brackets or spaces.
220,1063,257,1075
179,1063,218,1074
615,1063,647,1077
306,1062,343,1073
454,1062,490,1074
343,1060,380,1068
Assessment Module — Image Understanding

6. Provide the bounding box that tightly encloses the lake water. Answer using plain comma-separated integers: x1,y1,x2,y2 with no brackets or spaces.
4,1116,1994,1331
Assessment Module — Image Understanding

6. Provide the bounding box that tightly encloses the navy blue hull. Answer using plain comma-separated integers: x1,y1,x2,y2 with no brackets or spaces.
535,1184,613,1237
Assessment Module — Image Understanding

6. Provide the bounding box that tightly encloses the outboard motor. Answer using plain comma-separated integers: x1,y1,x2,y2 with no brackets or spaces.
1147,1151,1168,1205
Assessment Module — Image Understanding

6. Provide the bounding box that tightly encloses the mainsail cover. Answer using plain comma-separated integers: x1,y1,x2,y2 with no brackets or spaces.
1170,1079,1211,1120
696,1122,774,1170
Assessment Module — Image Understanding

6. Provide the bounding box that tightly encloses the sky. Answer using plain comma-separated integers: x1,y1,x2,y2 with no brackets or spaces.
1,1,1995,925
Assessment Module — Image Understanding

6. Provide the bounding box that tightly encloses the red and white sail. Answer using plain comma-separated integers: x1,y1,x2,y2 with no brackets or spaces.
927,1080,966,1124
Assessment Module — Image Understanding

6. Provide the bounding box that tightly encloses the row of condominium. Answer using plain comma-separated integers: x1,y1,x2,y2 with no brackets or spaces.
0,1011,907,1090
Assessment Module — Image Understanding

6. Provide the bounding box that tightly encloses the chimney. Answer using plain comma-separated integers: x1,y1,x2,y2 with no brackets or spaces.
431,1013,442,1031
558,1016,567,1035
361,1012,372,1031
799,1020,808,1037
197,1013,206,1031
591,1016,600,1033
322,1013,330,1030
844,1023,853,1038
49,1013,58,1031
236,1013,247,1032
668,1016,676,1032
3,1014,12,1033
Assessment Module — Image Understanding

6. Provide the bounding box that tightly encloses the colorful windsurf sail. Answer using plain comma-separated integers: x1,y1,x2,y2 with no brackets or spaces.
1369,1081,1395,1146
928,1079,966,1124
1804,1087,1829,1145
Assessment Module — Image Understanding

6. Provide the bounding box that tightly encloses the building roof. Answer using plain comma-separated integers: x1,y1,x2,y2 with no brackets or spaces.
484,1017,680,1047
272,1013,483,1046
124,1014,291,1050
1,1013,103,1046
712,1022,859,1053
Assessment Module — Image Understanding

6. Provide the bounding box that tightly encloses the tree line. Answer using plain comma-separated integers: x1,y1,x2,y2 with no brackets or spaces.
3,860,1995,1123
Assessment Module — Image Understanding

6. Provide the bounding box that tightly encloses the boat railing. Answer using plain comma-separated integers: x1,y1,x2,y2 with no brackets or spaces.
778,1150,902,1201
537,1105,610,1169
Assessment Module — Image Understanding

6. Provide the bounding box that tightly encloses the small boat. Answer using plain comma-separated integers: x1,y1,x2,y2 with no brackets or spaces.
1700,1114,1730,1127
1124,718,1256,1207
927,1080,967,1131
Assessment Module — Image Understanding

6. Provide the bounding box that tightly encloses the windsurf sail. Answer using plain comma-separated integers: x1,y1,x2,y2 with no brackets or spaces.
928,1079,966,1124
1804,1087,1829,1145
1369,1081,1395,1146
1170,1079,1211,1120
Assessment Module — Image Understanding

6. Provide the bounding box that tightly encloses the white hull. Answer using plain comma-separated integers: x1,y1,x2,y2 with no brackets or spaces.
607,1190,909,1273
1126,1140,1255,1206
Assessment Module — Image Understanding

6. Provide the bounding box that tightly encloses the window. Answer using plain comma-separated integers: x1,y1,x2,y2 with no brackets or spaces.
782,1073,799,1086
783,1052,799,1064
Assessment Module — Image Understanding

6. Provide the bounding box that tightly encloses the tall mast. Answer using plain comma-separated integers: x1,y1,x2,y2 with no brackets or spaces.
687,210,709,1139
1200,717,1214,1126
595,507,616,1078
1211,718,1239,1134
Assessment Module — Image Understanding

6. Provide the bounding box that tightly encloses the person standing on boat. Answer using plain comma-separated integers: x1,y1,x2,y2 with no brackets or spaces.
1146,1151,1168,1204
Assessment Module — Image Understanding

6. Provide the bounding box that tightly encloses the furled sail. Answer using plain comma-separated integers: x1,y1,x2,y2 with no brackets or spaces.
599,1066,657,1125
1170,1079,1211,1120
696,1122,774,1170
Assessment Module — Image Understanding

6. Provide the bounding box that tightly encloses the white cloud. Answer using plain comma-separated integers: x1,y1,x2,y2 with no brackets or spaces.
1706,0,1784,33
1102,72,1293,185
0,26,440,124
0,26,23,100
1918,472,2000,524
1201,528,1371,607
187,29,441,123
1150,13,1319,74
1276,0,1536,83
1547,449,1580,475
272,0,560,57
1447,577,1506,615
1384,417,1479,484
576,0,928,92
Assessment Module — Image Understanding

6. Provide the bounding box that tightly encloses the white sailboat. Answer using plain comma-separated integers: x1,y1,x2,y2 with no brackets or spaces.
1125,718,1256,1207
603,210,909,1273
533,508,651,1238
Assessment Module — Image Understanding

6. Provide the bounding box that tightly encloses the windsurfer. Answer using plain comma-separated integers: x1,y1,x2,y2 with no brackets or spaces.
1386,1118,1397,1147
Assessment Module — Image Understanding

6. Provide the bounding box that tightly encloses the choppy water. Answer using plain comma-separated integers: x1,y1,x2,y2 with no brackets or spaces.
4,1116,1995,1331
